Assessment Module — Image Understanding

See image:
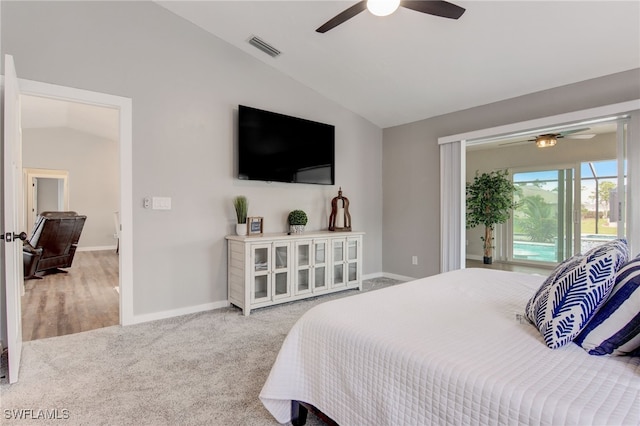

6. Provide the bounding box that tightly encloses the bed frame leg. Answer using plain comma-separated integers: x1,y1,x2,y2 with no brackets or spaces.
291,400,308,426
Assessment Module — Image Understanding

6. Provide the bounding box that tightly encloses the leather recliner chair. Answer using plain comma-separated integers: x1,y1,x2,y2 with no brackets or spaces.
23,211,87,280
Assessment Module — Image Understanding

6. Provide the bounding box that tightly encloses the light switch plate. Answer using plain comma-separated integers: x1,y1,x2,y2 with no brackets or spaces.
152,196,171,210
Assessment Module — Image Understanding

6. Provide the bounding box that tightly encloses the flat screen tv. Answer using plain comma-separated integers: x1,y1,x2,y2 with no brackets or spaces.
238,105,335,185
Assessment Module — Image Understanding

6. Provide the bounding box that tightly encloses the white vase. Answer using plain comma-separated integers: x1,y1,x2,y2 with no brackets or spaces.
236,223,247,236
290,225,305,234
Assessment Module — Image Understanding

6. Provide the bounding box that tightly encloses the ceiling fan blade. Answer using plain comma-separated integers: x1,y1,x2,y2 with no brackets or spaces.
401,0,466,19
557,127,590,137
565,134,596,140
316,1,367,33
498,140,531,147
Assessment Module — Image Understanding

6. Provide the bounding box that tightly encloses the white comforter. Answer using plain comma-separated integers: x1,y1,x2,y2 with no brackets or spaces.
260,268,640,425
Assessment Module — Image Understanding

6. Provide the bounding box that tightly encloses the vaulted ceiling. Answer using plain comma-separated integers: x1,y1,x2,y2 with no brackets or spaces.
20,1,640,136
21,95,119,141
156,1,640,128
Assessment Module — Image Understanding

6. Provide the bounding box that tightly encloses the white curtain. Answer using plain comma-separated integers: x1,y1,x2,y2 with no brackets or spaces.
440,141,464,272
627,113,640,256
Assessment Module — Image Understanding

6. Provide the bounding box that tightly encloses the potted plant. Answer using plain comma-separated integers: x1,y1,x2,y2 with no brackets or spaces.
233,196,248,236
466,169,519,264
288,210,308,234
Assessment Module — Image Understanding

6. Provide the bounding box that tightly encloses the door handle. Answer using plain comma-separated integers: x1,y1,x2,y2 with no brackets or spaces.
1,232,27,243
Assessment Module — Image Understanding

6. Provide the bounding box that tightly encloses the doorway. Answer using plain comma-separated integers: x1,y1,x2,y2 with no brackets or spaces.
20,95,120,340
24,168,70,235
16,78,134,329
438,99,638,272
3,61,132,383
467,121,628,268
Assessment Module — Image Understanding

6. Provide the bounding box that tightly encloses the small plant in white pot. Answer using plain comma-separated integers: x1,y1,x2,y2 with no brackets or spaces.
288,210,308,234
233,196,248,236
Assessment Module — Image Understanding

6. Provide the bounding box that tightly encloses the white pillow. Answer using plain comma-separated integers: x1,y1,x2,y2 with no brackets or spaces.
525,239,628,349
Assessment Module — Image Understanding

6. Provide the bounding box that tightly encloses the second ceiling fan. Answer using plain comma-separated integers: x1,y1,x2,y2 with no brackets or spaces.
316,0,466,33
499,128,594,148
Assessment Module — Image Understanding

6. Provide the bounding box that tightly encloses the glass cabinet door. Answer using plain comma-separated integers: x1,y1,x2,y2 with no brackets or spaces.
332,239,346,288
272,242,290,299
313,239,328,292
294,241,312,295
251,244,271,303
346,237,360,285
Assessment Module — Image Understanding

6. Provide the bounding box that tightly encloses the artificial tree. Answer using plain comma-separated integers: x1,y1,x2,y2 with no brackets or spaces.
466,169,519,264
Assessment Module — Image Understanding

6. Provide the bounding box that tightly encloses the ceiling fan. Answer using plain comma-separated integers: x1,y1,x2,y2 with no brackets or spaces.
499,128,594,148
316,0,466,33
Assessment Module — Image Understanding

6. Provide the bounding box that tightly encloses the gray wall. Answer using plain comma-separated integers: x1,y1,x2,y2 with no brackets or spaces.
1,1,383,318
383,68,640,279
23,127,119,248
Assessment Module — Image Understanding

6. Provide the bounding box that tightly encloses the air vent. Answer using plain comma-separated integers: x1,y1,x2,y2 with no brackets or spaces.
248,36,281,58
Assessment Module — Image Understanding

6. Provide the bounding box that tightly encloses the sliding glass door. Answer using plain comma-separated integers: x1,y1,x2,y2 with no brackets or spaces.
511,167,578,264
510,159,627,265
580,158,627,252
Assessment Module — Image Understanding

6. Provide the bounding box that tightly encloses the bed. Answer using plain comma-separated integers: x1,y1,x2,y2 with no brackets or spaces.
259,268,640,425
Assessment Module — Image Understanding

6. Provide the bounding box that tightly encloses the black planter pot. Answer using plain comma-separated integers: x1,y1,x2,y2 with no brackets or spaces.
483,256,492,265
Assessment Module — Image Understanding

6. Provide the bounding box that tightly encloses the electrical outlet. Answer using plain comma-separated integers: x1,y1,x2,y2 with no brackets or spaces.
412,256,418,265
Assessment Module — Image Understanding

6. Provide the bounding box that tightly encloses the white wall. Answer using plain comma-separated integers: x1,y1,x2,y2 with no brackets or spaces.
0,1,383,319
22,127,119,248
383,69,640,279
36,177,60,214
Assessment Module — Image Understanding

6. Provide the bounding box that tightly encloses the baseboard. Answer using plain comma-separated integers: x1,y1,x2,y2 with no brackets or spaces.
363,271,415,282
362,272,384,280
129,272,416,325
466,254,483,261
131,300,230,325
77,245,117,252
381,272,416,282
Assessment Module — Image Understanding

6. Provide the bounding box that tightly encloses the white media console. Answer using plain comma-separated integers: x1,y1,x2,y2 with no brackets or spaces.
226,231,364,315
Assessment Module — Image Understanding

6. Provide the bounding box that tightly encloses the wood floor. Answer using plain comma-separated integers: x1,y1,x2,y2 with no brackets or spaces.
21,250,119,341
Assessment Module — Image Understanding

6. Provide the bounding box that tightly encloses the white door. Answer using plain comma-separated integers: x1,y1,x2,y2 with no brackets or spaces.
3,54,26,384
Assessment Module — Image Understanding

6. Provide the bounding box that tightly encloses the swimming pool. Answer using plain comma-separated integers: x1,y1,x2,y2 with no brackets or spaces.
513,241,557,262
513,236,616,263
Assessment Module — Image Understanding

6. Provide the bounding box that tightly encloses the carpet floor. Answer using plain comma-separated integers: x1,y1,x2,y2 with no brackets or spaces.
1,277,402,425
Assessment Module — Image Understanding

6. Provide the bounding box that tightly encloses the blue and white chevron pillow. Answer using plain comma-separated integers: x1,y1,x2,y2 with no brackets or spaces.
574,253,640,356
525,239,629,349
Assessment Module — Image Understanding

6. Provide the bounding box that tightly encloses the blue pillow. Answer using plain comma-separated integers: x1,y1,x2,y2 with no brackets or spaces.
525,239,629,349
574,254,640,355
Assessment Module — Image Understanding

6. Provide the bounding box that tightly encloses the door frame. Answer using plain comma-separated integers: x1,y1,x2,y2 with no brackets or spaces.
17,79,134,326
24,168,70,235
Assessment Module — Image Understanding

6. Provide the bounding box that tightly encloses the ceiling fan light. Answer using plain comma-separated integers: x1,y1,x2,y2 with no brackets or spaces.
535,135,557,148
367,0,401,17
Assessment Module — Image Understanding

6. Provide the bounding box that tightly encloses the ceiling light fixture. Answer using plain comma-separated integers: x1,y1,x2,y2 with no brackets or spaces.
367,0,401,17
535,134,557,148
